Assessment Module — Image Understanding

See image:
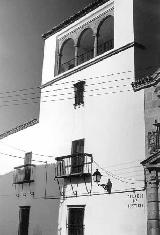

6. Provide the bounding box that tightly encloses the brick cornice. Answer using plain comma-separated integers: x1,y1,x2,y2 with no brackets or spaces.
0,118,39,140
131,68,160,92
42,0,110,40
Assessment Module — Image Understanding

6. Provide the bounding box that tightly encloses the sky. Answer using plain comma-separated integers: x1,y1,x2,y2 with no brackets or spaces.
0,0,95,134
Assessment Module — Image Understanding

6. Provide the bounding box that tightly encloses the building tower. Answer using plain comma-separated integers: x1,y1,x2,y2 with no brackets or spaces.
41,0,160,234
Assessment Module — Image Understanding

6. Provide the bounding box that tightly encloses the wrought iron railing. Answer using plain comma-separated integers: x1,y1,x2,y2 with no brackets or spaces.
55,153,93,178
59,58,75,73
97,39,114,55
67,224,84,235
77,49,94,65
13,164,36,184
59,40,114,74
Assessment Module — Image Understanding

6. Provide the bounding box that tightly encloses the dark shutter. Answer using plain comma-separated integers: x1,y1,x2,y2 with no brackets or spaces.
71,139,84,174
24,166,31,181
68,207,84,235
18,206,30,235
74,81,85,107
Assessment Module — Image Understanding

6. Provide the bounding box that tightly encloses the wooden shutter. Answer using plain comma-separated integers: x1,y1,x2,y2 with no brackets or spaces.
71,139,84,174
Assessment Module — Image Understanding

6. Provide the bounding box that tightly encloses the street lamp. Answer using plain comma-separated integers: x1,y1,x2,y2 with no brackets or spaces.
92,169,102,183
92,169,112,194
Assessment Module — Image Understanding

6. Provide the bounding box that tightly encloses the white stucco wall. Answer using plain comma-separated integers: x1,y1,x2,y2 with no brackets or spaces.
0,165,60,235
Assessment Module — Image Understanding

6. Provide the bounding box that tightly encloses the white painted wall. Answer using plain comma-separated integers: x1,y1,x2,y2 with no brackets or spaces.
0,165,60,235
0,1,147,234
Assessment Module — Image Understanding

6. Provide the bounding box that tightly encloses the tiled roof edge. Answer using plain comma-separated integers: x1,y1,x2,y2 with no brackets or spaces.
0,118,39,140
42,0,109,40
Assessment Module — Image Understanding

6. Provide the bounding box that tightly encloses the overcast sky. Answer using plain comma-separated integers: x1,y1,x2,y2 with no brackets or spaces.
0,0,94,134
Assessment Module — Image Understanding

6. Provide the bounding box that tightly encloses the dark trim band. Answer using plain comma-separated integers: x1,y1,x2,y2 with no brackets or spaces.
0,118,39,140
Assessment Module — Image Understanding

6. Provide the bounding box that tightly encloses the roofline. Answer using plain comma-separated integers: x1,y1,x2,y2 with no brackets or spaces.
141,151,160,166
42,0,109,40
0,118,39,140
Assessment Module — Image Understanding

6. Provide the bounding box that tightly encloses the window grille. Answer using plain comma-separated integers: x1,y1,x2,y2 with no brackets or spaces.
18,206,30,235
67,207,85,235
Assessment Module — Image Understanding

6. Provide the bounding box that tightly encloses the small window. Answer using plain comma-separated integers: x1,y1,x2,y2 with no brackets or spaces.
74,81,85,108
71,139,84,174
67,206,85,235
18,206,30,235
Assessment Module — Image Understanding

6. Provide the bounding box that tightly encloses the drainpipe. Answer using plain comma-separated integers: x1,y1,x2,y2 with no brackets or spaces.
145,166,160,235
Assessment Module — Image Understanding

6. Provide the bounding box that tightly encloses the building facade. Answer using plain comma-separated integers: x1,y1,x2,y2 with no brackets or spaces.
0,152,60,235
40,0,160,234
1,0,160,234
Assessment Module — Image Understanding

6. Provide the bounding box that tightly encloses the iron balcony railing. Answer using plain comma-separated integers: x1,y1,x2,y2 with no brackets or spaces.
55,153,93,178
59,39,113,74
59,58,75,74
13,164,36,184
97,39,114,55
77,49,94,65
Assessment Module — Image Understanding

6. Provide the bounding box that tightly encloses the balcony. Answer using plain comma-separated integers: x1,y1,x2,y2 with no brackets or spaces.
59,58,75,74
97,39,114,56
13,164,36,184
55,153,93,178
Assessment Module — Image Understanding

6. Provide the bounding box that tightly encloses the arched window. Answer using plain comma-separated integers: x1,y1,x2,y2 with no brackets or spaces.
97,16,114,56
77,28,94,65
59,38,75,74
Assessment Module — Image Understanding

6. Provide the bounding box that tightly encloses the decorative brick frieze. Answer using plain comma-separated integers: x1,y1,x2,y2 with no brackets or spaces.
132,68,160,92
0,118,39,140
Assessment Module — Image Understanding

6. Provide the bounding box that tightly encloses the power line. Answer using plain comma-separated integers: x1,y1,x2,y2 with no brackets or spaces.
0,141,54,159
0,81,131,105
0,86,132,109
0,151,47,164
0,63,159,98
93,160,137,185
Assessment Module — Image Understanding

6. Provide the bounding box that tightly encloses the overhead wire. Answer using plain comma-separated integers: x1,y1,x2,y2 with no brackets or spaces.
0,63,159,99
0,151,47,164
93,160,139,185
0,141,144,172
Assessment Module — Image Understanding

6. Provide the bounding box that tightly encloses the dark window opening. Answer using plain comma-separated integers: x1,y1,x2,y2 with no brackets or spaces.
77,28,94,65
67,207,85,235
71,139,84,174
59,38,75,74
18,206,30,235
97,16,114,56
24,166,31,181
74,81,85,108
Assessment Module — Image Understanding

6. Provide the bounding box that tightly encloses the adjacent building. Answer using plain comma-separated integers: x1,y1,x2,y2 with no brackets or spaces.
0,152,61,235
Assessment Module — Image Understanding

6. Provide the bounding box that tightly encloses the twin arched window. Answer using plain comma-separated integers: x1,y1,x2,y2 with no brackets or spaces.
58,16,114,74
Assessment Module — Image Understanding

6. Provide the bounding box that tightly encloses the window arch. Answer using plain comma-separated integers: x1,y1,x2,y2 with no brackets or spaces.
59,38,75,74
77,28,94,65
97,15,114,56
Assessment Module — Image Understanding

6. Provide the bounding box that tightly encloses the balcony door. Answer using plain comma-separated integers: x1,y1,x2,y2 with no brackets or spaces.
71,139,84,174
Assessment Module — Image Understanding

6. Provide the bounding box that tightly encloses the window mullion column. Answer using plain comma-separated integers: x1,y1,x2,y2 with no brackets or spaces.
75,44,78,67
93,33,98,57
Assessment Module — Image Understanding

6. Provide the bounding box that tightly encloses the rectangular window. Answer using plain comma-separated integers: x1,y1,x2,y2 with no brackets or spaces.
71,139,84,174
18,206,30,235
67,206,85,235
74,81,85,108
